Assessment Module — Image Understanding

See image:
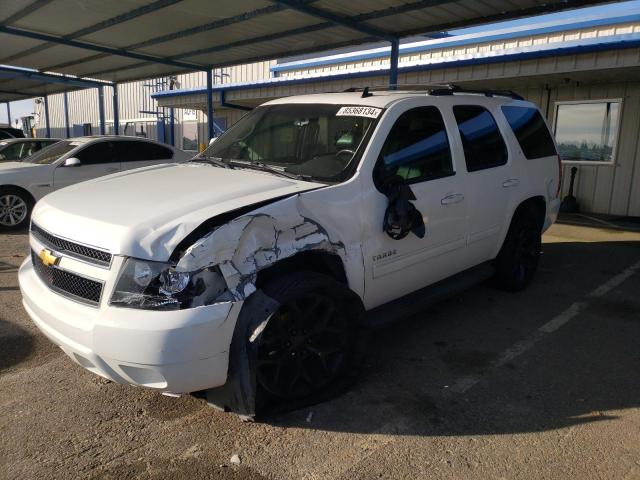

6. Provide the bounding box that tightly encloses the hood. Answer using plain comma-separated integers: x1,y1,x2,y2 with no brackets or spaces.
33,162,324,260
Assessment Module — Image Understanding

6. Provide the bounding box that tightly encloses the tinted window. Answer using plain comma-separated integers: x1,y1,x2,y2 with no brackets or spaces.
453,106,508,172
75,142,117,165
145,142,173,160
26,140,77,164
501,106,556,159
377,106,453,184
114,141,174,162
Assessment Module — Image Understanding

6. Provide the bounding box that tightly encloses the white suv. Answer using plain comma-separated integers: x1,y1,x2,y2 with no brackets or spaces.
19,88,561,417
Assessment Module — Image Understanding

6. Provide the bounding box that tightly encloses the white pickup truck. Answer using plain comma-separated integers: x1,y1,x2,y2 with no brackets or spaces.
19,87,561,417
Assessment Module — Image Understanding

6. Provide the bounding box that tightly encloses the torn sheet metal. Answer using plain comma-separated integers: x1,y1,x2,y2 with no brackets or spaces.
176,194,346,300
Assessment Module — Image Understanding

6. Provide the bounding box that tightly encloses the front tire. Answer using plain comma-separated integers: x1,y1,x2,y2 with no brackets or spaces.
0,188,33,232
255,272,366,413
494,211,542,291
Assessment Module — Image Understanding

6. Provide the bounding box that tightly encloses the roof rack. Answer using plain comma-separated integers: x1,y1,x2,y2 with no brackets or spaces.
429,84,524,100
343,83,523,100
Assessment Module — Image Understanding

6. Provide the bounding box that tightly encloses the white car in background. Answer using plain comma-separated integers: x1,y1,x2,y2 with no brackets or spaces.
0,138,61,162
0,136,191,230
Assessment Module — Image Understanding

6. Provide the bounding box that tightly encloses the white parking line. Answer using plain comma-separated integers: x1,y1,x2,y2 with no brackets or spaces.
450,258,640,394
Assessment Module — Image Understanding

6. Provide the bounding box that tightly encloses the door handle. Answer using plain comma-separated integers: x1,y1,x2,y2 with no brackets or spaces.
441,193,464,205
106,167,119,172
502,178,520,188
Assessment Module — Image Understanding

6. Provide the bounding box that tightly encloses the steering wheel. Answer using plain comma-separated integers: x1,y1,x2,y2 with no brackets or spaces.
335,149,355,162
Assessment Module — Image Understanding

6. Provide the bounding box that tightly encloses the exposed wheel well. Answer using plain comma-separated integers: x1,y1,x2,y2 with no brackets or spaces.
511,196,546,230
255,251,348,289
0,185,36,206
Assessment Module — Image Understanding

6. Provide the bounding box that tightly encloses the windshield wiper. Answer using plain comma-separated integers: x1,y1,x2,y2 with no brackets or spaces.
191,156,234,169
228,160,310,181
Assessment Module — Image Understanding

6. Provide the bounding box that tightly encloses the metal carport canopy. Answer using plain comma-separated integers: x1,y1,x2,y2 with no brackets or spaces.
1,0,612,89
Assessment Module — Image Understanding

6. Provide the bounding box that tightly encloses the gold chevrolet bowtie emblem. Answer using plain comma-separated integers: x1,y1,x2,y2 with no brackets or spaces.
38,248,60,267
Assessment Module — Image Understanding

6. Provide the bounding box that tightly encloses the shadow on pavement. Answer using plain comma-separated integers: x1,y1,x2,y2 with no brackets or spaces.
0,318,35,373
266,240,640,437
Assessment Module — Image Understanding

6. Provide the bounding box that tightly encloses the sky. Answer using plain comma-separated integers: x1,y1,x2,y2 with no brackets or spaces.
2,0,640,126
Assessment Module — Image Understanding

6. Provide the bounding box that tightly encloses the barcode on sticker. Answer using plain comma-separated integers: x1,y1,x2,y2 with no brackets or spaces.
336,106,382,118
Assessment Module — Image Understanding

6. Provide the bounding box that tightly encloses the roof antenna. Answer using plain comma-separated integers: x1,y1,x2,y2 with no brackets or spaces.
361,86,372,98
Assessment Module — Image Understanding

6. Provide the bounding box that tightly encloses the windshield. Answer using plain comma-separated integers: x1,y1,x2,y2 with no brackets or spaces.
199,104,381,182
25,140,78,164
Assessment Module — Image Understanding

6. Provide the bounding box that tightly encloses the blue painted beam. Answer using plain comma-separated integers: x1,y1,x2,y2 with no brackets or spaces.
389,39,399,89
0,25,207,71
206,69,213,142
43,94,51,138
169,108,175,146
98,86,106,135
63,92,70,138
271,0,395,41
112,84,119,135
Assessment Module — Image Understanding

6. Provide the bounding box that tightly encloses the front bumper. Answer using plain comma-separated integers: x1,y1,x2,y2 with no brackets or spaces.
19,258,242,393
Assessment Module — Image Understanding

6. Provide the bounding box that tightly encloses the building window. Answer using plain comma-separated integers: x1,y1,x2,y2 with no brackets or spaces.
554,100,621,164
182,121,198,151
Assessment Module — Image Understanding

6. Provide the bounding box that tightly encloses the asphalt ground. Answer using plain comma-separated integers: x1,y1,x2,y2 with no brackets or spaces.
1,223,639,480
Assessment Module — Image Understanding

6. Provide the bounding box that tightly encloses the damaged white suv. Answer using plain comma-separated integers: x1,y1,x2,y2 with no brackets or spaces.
19,87,561,417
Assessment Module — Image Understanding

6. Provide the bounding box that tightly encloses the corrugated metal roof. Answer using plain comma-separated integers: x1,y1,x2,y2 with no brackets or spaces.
0,64,110,102
0,0,612,102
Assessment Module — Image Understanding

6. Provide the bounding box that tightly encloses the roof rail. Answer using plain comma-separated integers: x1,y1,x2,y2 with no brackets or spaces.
343,83,523,100
429,85,524,100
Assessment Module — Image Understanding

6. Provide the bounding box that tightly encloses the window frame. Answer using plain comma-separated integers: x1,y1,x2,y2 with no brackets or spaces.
452,104,510,174
552,98,623,166
373,105,456,188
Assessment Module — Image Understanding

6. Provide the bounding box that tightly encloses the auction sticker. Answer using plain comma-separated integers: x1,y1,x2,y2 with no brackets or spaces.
336,106,382,118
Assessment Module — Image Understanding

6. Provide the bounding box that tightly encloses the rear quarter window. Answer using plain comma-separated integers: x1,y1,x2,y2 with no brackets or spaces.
501,106,557,159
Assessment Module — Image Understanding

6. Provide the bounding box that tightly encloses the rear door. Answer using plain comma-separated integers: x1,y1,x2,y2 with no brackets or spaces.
451,104,514,262
116,140,174,171
53,141,121,189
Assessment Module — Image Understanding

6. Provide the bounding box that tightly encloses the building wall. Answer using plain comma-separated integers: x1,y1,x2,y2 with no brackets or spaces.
278,20,640,78
551,82,640,217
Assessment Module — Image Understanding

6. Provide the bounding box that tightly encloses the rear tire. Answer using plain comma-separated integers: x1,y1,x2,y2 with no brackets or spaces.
494,211,542,291
0,187,33,232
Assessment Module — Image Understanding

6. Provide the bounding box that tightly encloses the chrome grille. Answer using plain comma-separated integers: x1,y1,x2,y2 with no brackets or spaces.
31,250,103,306
31,223,112,267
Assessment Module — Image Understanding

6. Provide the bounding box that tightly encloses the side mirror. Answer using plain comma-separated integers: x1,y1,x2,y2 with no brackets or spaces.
64,157,81,167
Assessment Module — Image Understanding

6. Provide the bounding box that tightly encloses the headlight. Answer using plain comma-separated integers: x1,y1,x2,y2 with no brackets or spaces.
110,258,228,310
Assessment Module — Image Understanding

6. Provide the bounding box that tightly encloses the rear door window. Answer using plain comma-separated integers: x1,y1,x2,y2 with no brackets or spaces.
114,141,173,161
377,106,454,185
75,142,117,165
501,106,557,159
453,105,508,172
